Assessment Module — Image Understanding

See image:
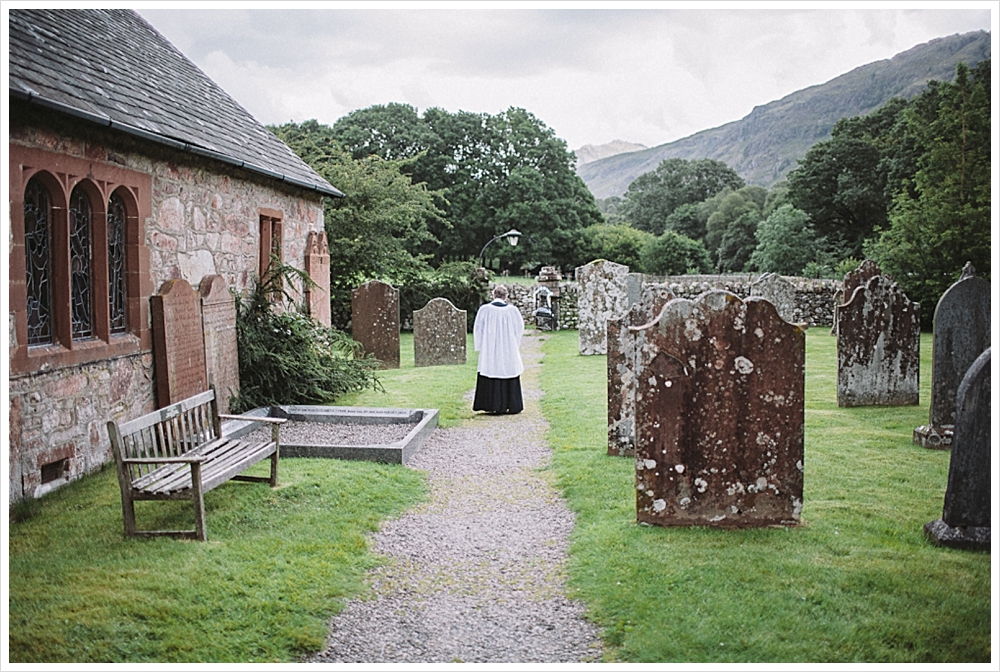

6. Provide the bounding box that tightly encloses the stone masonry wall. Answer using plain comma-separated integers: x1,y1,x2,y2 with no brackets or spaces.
505,274,836,330
9,116,326,503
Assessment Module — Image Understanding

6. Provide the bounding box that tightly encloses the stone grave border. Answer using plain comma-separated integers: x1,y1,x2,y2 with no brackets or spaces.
222,405,439,465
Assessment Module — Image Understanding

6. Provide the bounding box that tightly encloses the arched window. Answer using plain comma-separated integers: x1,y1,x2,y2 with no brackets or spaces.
23,177,53,346
107,192,128,334
69,185,94,339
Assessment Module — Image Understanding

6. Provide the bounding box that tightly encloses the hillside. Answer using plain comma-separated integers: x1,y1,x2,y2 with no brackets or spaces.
578,31,990,198
574,140,647,165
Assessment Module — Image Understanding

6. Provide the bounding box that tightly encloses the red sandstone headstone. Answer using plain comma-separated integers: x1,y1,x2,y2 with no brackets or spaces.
351,280,400,370
633,290,805,528
151,279,208,407
199,275,239,414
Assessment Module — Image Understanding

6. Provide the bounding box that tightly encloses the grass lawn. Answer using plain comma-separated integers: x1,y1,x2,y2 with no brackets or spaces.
539,328,992,663
7,327,992,663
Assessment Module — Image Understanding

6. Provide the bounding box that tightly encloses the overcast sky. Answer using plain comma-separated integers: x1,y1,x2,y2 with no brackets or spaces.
137,3,994,152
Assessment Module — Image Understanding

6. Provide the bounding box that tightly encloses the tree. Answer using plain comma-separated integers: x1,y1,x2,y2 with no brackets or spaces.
327,105,603,271
622,158,745,234
575,224,655,271
716,211,761,272
866,61,991,327
749,205,826,275
640,230,714,275
270,121,443,289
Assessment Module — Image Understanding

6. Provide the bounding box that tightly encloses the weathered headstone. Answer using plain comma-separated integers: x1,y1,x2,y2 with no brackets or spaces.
351,280,400,370
914,263,991,448
303,231,331,327
151,279,207,408
199,275,239,414
633,290,805,527
607,283,675,457
576,259,630,355
837,275,920,407
924,347,991,550
749,273,796,324
834,259,886,336
413,297,467,367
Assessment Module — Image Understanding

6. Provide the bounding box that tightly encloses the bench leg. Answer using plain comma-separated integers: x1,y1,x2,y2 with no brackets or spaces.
270,424,280,488
191,462,207,541
121,490,138,538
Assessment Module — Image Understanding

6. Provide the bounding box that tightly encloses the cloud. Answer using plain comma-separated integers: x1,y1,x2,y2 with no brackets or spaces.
138,7,992,149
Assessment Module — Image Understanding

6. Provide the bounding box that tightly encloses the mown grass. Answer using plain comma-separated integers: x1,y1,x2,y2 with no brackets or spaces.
337,331,479,428
539,328,992,663
8,449,427,662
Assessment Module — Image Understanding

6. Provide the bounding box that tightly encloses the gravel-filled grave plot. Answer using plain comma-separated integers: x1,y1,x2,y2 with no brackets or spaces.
223,406,439,464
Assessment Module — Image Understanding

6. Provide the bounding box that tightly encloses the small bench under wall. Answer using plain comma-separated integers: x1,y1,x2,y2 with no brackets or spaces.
107,387,285,541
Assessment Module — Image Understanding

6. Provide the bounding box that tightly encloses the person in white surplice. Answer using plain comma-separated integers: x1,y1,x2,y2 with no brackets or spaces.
472,284,524,414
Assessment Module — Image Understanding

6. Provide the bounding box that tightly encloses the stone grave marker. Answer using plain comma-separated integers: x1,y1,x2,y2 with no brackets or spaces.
352,280,400,369
750,272,796,324
576,259,630,355
837,275,920,407
924,347,991,550
914,263,991,448
633,290,805,527
413,297,467,367
199,275,239,414
607,283,675,457
834,259,886,336
151,278,208,408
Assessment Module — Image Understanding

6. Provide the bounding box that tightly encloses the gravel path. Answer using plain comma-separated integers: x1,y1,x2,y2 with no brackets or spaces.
306,330,603,664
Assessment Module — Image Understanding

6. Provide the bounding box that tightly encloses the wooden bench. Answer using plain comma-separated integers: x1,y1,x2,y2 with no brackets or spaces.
107,387,286,541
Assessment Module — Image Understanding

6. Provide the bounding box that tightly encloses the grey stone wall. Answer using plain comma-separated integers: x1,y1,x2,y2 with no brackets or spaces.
505,274,839,330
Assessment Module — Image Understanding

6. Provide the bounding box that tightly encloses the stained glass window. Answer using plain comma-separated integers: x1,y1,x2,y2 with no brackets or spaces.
69,186,94,339
23,178,52,346
108,193,127,334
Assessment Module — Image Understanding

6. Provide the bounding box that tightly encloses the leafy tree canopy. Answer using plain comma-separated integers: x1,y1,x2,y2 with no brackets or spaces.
622,158,745,235
640,230,714,275
749,204,826,276
575,224,656,272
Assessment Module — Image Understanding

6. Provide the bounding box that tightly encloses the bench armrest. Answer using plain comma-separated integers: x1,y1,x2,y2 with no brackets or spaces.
122,456,207,464
218,414,287,425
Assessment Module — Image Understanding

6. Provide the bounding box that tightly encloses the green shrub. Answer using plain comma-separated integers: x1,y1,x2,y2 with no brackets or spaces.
232,262,382,413
640,230,714,275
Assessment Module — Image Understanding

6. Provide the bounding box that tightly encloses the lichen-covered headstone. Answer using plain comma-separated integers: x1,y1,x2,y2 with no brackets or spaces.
924,347,991,550
914,263,990,448
413,297,467,367
837,275,920,407
834,260,886,337
351,280,400,370
633,290,805,527
607,283,675,457
750,273,796,324
199,275,239,413
576,259,630,355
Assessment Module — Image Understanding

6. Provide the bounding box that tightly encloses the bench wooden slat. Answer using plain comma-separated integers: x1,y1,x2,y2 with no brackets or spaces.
108,386,280,540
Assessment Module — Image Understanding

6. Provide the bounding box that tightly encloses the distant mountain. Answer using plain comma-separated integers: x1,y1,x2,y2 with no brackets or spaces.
578,31,991,198
574,140,647,166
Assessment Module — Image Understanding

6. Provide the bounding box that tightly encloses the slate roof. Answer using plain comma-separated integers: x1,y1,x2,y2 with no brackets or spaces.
9,8,343,197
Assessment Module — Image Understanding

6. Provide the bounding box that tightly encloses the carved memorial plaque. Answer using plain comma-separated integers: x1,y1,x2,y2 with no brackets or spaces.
413,297,467,367
607,283,675,457
304,231,331,327
352,280,400,369
151,279,208,408
577,259,630,355
198,275,239,414
837,275,920,407
914,263,991,448
924,347,991,550
633,290,805,527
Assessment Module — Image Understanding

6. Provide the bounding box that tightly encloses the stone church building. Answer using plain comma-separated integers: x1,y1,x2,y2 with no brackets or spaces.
8,9,339,502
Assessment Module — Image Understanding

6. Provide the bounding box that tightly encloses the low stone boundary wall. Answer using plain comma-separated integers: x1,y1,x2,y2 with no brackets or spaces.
503,273,840,329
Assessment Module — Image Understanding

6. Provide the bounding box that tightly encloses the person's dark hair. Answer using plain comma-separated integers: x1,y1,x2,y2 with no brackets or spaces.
492,285,509,301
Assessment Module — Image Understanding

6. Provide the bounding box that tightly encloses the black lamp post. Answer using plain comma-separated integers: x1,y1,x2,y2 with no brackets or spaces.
478,228,522,268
